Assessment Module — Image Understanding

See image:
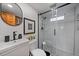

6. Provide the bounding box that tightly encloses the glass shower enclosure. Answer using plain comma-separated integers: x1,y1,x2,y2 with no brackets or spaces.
38,3,79,56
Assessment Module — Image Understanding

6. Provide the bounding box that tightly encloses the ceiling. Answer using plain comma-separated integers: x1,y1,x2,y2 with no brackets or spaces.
28,3,54,14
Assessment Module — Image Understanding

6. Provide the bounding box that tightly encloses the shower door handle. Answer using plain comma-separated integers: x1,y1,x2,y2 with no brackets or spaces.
54,29,56,36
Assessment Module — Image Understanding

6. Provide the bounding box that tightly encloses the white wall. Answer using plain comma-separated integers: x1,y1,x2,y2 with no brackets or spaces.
0,3,38,49
18,3,38,40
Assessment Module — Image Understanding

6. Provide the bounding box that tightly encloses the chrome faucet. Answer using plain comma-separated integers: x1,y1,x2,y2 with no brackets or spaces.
13,31,17,40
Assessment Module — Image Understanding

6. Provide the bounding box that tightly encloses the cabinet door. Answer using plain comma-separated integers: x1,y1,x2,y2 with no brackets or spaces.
1,42,29,56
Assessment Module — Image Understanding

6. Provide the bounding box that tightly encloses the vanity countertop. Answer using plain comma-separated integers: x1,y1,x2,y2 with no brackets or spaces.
28,39,37,44
0,38,29,54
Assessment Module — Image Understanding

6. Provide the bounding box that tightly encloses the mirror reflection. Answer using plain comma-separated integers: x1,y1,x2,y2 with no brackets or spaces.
0,3,23,26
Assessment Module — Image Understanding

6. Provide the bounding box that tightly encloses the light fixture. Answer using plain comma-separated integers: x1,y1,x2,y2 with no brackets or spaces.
50,18,56,21
57,16,64,21
8,4,13,8
50,16,64,22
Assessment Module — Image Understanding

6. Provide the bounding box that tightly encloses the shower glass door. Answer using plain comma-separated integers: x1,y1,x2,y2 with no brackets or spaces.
54,4,75,55
39,3,77,56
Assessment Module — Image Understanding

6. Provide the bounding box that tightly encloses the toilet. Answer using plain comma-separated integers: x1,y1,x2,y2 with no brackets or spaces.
30,49,46,56
30,41,50,56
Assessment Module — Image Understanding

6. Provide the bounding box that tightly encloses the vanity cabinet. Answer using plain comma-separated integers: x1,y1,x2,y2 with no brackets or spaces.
0,41,29,56
29,39,37,51
0,39,37,56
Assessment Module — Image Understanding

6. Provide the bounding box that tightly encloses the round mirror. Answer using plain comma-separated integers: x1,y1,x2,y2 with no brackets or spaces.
0,3,23,26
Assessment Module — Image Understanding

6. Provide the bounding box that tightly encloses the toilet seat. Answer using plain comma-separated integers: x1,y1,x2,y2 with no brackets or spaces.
31,49,46,56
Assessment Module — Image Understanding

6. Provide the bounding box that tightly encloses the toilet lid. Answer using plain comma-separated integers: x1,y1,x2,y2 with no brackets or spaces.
31,49,46,56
